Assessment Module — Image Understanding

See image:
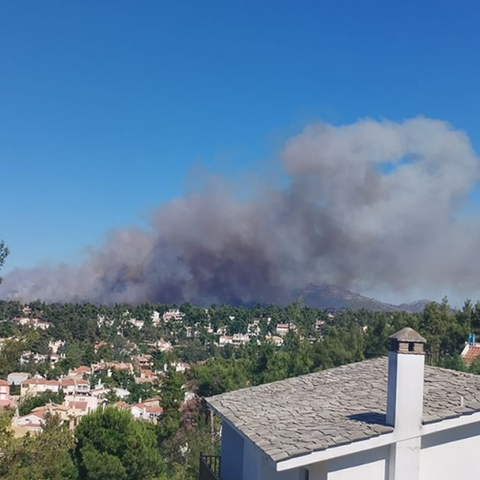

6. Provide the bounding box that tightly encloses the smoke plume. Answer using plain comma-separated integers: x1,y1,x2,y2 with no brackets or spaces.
3,117,480,305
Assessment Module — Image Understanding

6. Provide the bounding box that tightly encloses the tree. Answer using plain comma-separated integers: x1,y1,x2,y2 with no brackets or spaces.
18,389,65,416
157,369,185,442
0,240,9,284
0,413,77,480
161,399,220,480
75,407,165,480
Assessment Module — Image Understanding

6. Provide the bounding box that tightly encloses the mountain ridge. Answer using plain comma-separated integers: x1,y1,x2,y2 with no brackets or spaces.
299,284,430,313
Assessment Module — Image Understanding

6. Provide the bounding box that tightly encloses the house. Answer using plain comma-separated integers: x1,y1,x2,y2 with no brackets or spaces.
205,328,480,480
20,377,60,396
218,335,234,347
275,323,295,337
460,334,480,364
19,401,93,429
15,411,46,432
0,379,12,407
48,340,65,354
151,310,161,325
130,399,163,423
164,362,190,373
135,369,157,384
91,361,134,375
129,318,145,329
148,339,172,352
116,397,163,423
132,354,153,370
12,317,51,330
162,308,185,322
68,366,92,377
59,377,90,396
265,334,284,346
8,372,30,386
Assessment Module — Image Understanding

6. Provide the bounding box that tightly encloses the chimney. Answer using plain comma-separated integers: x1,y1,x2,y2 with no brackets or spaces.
386,327,427,434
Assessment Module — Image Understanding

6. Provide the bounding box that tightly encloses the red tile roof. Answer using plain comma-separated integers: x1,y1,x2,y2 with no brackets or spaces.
462,344,480,364
22,377,47,385
67,401,88,411
70,366,91,375
0,379,9,386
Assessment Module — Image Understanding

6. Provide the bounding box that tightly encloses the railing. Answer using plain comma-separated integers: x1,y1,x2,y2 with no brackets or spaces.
199,454,221,480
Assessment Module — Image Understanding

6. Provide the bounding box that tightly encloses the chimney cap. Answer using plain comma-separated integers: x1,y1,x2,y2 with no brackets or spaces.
389,327,426,344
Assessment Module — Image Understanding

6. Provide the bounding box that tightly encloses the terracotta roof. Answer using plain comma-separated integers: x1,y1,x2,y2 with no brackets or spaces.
68,401,88,411
145,404,163,414
22,377,47,385
0,379,9,386
60,378,89,386
462,344,480,364
28,408,48,418
70,366,91,374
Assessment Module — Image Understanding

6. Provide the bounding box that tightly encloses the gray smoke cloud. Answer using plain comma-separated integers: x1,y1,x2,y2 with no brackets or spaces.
3,117,480,305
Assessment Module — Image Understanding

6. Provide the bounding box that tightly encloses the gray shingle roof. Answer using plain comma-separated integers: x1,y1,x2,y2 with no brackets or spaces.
389,327,426,343
206,357,480,463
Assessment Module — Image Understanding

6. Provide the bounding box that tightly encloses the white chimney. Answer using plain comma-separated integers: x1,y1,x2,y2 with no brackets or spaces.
386,327,426,480
386,327,426,434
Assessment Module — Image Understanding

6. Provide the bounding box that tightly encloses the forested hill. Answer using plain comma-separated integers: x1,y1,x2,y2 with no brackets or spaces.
299,284,430,312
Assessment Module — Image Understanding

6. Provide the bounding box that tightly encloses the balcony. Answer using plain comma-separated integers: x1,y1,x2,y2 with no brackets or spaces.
199,454,221,480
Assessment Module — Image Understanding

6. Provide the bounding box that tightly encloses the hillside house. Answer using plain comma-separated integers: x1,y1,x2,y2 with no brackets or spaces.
162,308,185,322
275,323,296,337
0,379,12,407
8,372,30,385
205,328,480,480
460,334,480,364
15,411,45,432
116,397,163,423
132,354,153,370
21,378,60,396
59,377,90,396
164,362,190,373
68,366,92,377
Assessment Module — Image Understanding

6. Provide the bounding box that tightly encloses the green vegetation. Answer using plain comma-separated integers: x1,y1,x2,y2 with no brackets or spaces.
75,407,165,480
0,240,8,284
18,389,65,416
0,411,77,480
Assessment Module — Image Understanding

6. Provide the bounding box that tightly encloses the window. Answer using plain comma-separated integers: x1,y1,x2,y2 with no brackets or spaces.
408,342,415,352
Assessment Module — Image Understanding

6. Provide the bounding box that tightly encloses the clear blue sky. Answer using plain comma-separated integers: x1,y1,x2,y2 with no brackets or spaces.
2,0,480,272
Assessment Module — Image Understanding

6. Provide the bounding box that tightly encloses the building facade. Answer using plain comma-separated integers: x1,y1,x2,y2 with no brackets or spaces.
206,328,480,480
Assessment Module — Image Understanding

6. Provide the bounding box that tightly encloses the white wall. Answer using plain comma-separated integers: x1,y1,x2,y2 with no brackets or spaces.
238,441,388,480
327,446,388,480
420,421,480,480
221,422,244,480
226,419,480,480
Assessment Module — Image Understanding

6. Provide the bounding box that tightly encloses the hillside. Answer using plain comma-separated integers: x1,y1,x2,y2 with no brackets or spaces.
299,284,430,312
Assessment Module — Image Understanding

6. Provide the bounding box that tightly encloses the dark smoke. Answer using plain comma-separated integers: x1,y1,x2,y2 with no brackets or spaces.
3,117,480,305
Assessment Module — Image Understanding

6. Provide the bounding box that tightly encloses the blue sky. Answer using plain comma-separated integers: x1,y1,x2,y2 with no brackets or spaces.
2,0,480,273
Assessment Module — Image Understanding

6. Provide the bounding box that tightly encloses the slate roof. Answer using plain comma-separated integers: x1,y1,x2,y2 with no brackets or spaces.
207,357,480,463
389,327,426,343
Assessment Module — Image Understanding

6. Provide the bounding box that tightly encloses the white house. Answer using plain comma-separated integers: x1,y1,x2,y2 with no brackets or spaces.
205,328,480,480
8,372,30,385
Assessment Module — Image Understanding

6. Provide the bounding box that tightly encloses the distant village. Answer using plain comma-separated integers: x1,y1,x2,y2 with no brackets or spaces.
0,302,330,435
